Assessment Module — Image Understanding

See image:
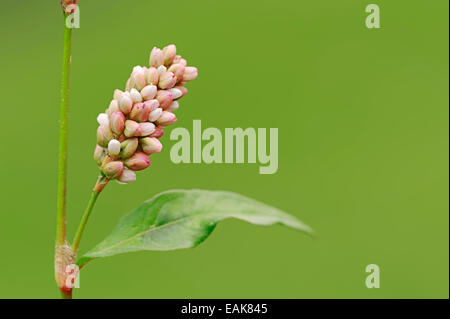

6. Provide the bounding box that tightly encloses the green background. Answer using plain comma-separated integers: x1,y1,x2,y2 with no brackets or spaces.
0,0,448,299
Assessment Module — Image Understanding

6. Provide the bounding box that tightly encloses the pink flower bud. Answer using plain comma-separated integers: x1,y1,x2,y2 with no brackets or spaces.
155,90,174,110
120,137,138,158
117,168,136,184
126,78,132,91
157,65,167,76
139,122,156,136
125,152,150,171
173,55,187,66
149,47,164,67
143,99,160,112
130,88,143,103
108,139,121,156
97,125,114,147
133,70,147,91
129,103,150,122
169,88,183,100
97,113,109,126
150,126,165,138
119,95,133,114
128,74,136,90
183,67,198,82
162,44,177,66
133,66,144,73
146,67,159,85
168,101,179,112
158,72,177,89
110,111,125,135
106,100,119,116
174,85,188,98
94,145,107,165
156,111,177,127
140,85,157,100
102,161,124,179
114,89,124,101
168,63,185,81
148,107,163,122
163,44,177,66
140,137,163,155
124,120,142,137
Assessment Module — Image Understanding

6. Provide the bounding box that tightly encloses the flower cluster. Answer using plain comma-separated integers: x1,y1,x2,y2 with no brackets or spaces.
94,45,198,184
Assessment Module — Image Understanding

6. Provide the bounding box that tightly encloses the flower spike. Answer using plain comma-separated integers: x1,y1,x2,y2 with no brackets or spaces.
93,45,198,182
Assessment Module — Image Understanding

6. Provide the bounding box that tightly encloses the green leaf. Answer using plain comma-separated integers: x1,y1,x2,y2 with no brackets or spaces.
82,189,313,260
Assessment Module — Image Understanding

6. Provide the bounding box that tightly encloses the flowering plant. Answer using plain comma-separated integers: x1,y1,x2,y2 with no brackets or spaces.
54,1,312,299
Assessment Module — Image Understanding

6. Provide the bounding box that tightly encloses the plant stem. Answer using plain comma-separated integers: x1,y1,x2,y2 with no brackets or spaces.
72,176,109,253
56,18,73,246
61,289,73,299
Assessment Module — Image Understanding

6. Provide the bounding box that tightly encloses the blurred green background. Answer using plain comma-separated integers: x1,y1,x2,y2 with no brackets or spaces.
0,0,448,299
